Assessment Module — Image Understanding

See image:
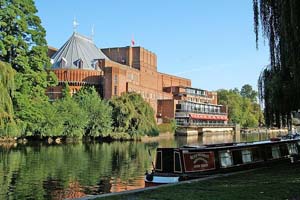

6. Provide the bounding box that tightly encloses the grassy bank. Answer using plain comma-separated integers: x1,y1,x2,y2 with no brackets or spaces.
96,163,300,200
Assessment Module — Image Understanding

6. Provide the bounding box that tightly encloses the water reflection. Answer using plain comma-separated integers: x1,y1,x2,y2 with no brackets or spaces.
0,131,277,199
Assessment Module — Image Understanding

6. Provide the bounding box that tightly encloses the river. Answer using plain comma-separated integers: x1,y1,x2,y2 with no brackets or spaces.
0,131,278,200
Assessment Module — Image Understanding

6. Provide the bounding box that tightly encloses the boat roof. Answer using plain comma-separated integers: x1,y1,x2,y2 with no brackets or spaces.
177,138,300,151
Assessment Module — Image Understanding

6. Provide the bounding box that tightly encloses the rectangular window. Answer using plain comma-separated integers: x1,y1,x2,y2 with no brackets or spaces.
174,152,182,173
252,148,262,161
114,86,117,95
242,149,252,163
155,151,162,171
287,143,298,155
272,146,281,159
280,144,289,156
232,150,243,165
114,74,118,84
219,151,233,168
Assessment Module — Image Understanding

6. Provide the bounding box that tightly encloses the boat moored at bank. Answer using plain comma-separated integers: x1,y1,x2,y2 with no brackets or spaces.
145,137,300,186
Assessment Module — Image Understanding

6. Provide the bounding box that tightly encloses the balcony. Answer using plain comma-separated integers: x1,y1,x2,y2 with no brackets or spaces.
175,109,227,116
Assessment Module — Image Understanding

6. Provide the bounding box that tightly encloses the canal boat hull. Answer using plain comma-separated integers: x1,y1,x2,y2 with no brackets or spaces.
145,138,300,186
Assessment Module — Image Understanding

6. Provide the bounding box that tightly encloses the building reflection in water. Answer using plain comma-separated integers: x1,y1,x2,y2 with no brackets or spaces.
202,132,235,144
175,131,235,147
0,131,276,200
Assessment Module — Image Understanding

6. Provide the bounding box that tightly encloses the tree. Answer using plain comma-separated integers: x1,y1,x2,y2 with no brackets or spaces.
110,93,158,137
218,87,263,128
0,0,48,70
0,61,19,136
54,98,88,138
240,84,258,103
73,87,112,137
254,1,300,127
0,0,58,136
61,82,71,99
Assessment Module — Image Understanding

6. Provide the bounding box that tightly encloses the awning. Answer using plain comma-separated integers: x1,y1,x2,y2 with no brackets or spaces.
189,113,228,121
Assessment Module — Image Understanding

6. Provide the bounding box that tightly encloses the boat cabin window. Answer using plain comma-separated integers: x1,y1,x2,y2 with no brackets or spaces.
242,149,252,163
174,152,182,173
287,143,298,155
232,150,243,165
280,144,289,156
155,151,162,171
252,148,262,161
271,146,281,159
219,151,233,168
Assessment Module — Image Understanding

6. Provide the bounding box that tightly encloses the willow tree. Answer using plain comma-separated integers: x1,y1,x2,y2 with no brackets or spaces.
0,0,57,135
254,1,300,128
0,61,19,136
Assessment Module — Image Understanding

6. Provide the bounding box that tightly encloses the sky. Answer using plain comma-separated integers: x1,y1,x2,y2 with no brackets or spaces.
35,0,269,91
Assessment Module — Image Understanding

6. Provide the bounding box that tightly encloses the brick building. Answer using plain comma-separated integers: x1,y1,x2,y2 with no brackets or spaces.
47,32,227,124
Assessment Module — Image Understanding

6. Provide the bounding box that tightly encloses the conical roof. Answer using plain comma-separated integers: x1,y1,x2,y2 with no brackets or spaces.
51,32,109,70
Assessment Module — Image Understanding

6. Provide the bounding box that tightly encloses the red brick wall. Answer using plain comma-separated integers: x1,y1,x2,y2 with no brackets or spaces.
51,69,102,84
160,73,191,88
157,99,177,119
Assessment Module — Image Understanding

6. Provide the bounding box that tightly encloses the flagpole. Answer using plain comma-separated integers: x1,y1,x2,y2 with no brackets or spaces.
131,34,135,47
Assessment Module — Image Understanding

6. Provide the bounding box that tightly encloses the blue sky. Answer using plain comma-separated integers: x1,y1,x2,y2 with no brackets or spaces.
35,0,269,91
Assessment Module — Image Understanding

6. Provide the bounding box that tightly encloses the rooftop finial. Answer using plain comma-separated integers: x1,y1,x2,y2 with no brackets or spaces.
73,17,79,33
91,24,95,41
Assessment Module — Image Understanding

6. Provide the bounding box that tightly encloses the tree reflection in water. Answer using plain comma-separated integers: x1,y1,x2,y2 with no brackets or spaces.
0,131,272,199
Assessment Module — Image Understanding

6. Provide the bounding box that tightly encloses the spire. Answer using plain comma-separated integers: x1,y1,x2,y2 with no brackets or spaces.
73,17,79,32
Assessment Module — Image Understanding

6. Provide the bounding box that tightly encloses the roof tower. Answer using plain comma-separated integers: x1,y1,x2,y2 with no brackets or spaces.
50,32,109,70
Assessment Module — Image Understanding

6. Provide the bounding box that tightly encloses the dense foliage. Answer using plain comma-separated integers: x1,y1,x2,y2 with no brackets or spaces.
110,93,159,137
0,0,57,137
217,84,263,128
254,1,300,127
73,87,112,137
0,62,19,136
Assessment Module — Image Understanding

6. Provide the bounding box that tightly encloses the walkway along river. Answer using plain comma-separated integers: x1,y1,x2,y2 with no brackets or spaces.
0,131,278,200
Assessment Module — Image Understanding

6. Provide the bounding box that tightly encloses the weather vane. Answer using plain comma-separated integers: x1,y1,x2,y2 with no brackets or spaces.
73,17,79,32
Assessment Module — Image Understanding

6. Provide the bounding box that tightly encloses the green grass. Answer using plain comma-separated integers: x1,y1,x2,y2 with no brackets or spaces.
96,163,300,200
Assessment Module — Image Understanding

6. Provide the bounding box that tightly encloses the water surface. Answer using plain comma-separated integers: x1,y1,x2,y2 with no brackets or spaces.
0,131,275,199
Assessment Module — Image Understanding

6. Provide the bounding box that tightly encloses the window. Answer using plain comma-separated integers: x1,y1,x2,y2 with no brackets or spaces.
155,151,162,171
114,75,118,84
242,149,252,163
287,143,298,155
280,144,289,156
92,60,98,69
76,59,83,69
219,151,233,168
272,146,281,159
174,152,182,173
252,148,262,161
114,86,117,95
61,57,67,68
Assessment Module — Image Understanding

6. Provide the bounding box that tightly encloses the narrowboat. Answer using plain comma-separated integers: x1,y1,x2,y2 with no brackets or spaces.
145,137,300,186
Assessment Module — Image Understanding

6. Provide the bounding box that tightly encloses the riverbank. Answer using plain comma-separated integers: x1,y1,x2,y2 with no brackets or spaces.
241,127,288,135
87,163,300,200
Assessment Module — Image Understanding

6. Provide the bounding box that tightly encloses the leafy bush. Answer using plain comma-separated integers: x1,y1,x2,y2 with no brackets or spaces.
110,92,159,137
